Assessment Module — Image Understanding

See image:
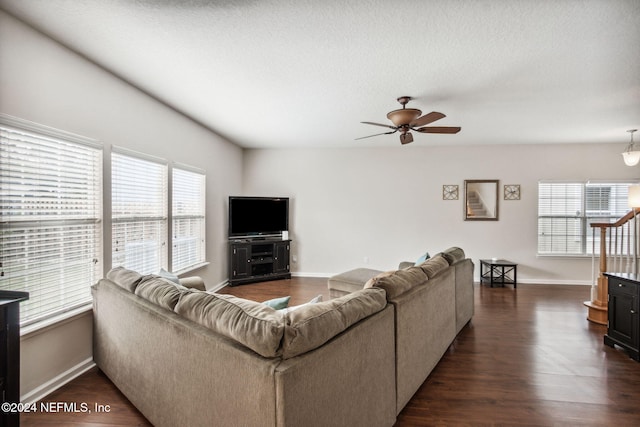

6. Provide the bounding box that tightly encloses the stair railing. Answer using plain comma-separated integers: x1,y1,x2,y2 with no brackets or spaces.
586,210,640,324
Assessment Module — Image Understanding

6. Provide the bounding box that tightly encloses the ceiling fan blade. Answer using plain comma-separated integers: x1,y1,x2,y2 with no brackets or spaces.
355,130,397,140
415,126,461,134
410,111,446,127
400,132,413,145
361,121,396,129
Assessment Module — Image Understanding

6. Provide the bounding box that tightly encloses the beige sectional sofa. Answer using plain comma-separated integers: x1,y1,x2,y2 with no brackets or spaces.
92,246,473,426
93,268,396,427
364,247,475,413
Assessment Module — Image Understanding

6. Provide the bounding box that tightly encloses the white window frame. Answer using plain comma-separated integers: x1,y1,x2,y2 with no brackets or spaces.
538,180,639,256
171,165,206,274
111,148,168,274
0,114,102,327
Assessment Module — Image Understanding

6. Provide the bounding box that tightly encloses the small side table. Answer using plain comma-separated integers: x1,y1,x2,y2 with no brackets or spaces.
480,259,517,288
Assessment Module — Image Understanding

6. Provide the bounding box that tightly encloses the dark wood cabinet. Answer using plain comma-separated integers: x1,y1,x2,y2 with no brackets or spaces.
229,239,291,286
273,241,290,275
1,290,29,427
604,273,639,361
230,243,251,282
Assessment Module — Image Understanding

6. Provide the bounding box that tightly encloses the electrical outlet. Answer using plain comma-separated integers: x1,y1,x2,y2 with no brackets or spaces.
292,255,298,263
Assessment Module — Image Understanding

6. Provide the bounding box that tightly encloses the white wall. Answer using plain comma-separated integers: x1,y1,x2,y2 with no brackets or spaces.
243,144,639,284
0,10,243,400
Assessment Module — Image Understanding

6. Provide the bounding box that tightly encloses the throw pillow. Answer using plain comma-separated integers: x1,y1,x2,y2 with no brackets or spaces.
157,268,180,285
280,294,323,313
262,295,291,310
415,252,430,265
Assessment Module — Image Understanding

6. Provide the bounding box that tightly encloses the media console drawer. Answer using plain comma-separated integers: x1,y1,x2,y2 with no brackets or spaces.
608,277,638,296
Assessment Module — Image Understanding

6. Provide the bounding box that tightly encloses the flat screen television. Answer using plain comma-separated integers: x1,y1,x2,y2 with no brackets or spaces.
228,196,289,238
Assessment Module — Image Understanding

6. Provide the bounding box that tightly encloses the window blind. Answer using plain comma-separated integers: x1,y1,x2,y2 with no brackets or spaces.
172,167,206,273
538,180,637,256
0,116,102,326
112,150,167,274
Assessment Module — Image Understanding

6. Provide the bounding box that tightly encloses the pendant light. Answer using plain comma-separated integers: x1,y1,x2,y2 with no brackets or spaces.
622,129,639,166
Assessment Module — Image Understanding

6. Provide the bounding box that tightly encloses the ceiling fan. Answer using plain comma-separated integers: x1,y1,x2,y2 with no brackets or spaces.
357,96,461,145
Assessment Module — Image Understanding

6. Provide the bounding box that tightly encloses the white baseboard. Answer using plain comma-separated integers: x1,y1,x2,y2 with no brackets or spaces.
514,278,591,286
291,271,592,286
291,272,328,278
21,357,95,404
208,279,229,292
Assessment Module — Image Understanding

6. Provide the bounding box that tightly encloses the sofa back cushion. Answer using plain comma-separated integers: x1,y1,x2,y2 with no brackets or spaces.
282,287,387,359
134,276,186,310
365,267,428,300
418,255,450,279
442,247,466,265
106,267,144,293
175,291,285,358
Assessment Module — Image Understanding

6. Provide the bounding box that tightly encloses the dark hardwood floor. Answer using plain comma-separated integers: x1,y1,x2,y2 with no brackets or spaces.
21,278,640,426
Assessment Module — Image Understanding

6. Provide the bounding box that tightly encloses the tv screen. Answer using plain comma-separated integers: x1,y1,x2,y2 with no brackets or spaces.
229,196,289,238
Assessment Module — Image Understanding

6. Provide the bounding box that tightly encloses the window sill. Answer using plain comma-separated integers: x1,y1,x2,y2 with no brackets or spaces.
536,254,595,259
175,261,210,277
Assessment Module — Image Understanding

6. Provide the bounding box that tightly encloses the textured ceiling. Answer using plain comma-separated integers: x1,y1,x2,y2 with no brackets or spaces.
1,0,639,148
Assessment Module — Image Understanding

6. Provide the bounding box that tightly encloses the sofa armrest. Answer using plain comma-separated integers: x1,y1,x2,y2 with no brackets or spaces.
178,276,205,291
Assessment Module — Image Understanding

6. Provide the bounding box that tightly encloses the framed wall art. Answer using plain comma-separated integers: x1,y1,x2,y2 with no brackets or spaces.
504,184,521,200
464,179,499,221
442,185,459,200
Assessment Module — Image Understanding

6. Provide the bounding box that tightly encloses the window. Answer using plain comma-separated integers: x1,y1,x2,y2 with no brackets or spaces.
172,167,206,273
538,180,637,256
112,150,168,274
0,115,102,326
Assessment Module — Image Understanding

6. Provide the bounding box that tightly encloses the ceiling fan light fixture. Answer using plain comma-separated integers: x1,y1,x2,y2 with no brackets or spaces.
357,96,461,145
622,129,639,166
387,108,421,126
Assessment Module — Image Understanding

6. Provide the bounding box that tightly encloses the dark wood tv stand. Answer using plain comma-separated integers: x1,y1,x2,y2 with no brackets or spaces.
228,238,291,286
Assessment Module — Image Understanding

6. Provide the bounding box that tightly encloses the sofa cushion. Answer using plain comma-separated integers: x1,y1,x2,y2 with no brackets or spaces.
363,270,395,289
178,276,206,291
106,266,144,292
419,255,450,279
366,267,427,300
134,276,186,310
175,291,285,358
442,247,466,265
282,287,387,359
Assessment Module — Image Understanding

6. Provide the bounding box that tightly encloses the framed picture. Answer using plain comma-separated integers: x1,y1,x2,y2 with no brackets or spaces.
464,179,499,221
504,184,521,200
443,185,459,200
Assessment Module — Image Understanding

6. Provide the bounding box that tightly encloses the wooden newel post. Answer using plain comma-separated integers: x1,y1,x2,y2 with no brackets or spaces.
584,226,609,325
599,227,607,279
